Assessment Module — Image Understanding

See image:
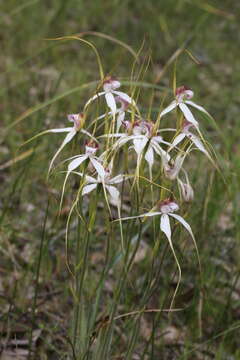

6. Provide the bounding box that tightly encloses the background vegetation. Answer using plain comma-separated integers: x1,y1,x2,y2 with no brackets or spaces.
0,0,239,358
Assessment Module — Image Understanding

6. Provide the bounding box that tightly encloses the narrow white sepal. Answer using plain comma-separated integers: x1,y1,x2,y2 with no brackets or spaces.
106,185,120,203
160,214,172,243
90,158,106,178
160,101,177,117
113,90,136,106
105,92,117,114
185,100,211,116
49,127,73,133
116,111,125,132
48,129,76,174
109,174,125,184
144,146,154,168
68,155,87,172
133,137,148,155
179,103,199,127
189,134,210,157
119,211,161,222
170,133,186,150
82,183,97,195
169,213,194,240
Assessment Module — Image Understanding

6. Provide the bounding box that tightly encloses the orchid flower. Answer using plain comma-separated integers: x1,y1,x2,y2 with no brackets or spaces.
76,167,126,206
60,141,105,209
160,86,210,128
38,112,99,175
65,141,105,178
117,198,199,308
104,121,171,172
131,121,171,170
84,76,136,115
117,199,196,258
118,199,196,252
169,120,211,159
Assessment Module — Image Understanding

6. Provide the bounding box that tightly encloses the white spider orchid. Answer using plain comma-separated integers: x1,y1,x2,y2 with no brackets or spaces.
60,141,104,209
169,120,211,159
160,86,210,128
117,198,199,308
84,76,136,115
119,199,195,245
131,121,171,170
76,167,126,206
105,121,171,172
45,113,87,174
65,141,105,178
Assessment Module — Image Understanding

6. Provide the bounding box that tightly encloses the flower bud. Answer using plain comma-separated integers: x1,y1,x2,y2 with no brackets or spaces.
164,154,185,180
178,178,194,202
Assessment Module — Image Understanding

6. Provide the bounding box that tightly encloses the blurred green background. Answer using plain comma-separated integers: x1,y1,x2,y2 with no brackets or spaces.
1,0,240,358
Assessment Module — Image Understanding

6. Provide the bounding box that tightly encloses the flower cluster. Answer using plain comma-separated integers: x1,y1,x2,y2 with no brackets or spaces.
34,77,213,270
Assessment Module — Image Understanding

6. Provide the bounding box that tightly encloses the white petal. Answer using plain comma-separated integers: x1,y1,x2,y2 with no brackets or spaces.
119,211,161,222
144,146,154,168
85,175,98,183
68,155,87,172
169,133,186,151
90,158,106,178
100,133,126,138
169,213,195,244
112,91,136,106
133,137,148,155
152,136,163,143
160,101,177,117
105,92,117,114
169,212,200,271
82,183,97,195
48,129,76,174
185,100,211,116
179,103,199,127
116,111,125,132
106,185,120,202
112,135,131,150
109,174,125,184
160,214,172,243
143,211,162,217
188,134,210,156
49,127,73,133
164,154,185,180
151,142,170,162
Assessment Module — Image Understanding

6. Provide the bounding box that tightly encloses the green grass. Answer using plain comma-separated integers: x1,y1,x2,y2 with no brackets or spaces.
1,0,240,358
